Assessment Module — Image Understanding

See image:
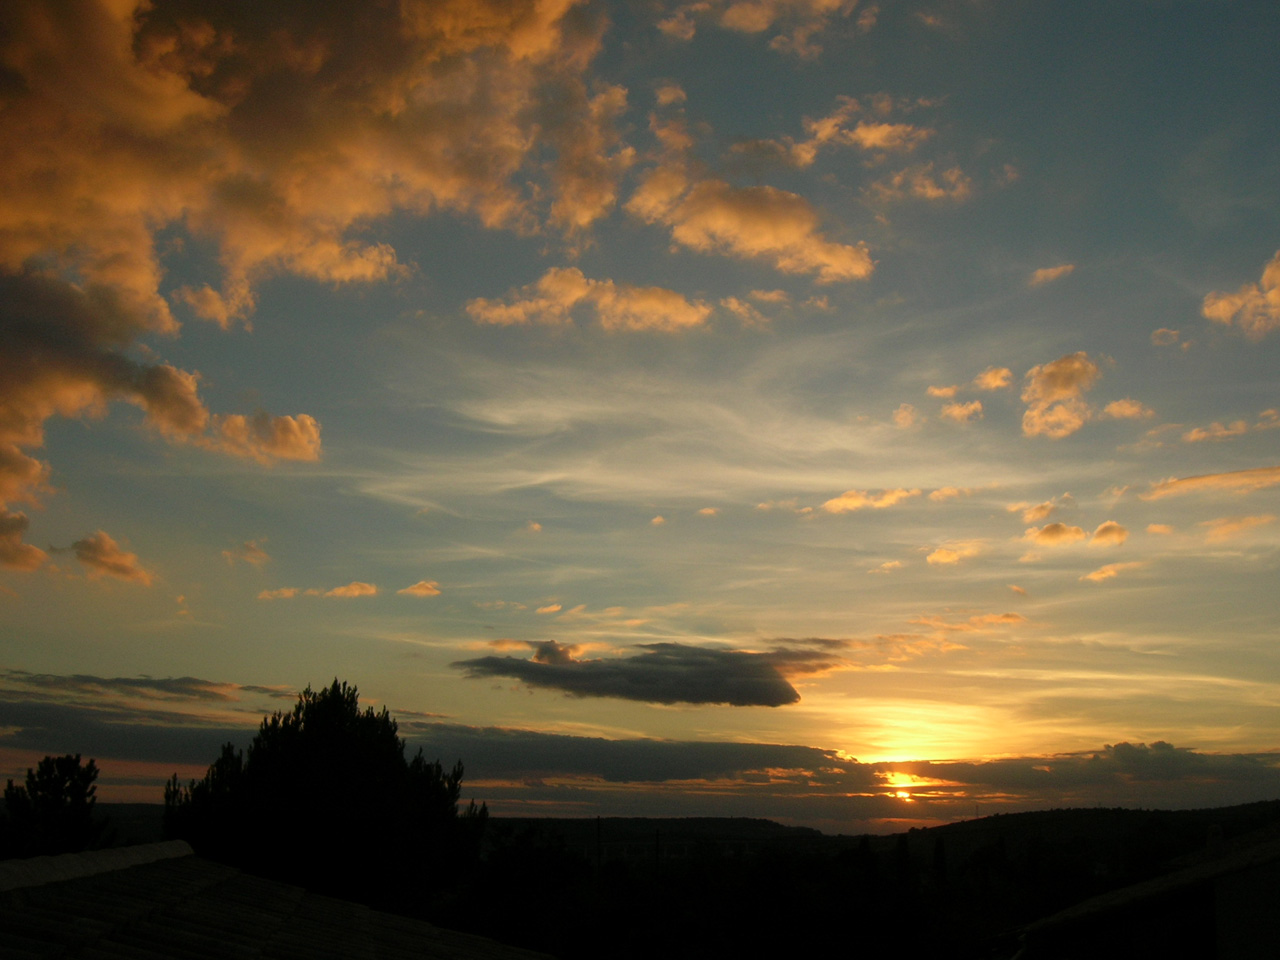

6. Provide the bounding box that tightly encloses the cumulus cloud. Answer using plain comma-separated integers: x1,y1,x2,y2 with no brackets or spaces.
1021,352,1101,439
821,488,920,513
971,367,1013,391
1140,466,1280,500
1200,515,1275,543
628,177,873,282
467,267,713,332
926,385,959,399
892,403,919,428
1028,264,1075,287
739,96,933,167
1151,328,1182,347
1202,251,1280,339
868,560,903,574
925,540,983,565
453,640,843,707
940,400,983,423
1008,496,1067,523
698,507,719,516
0,509,48,571
1183,420,1248,443
869,163,972,203
1103,398,1154,420
1089,521,1129,546
1023,522,1086,546
69,530,154,585
1080,562,1143,583
323,581,378,598
398,580,441,597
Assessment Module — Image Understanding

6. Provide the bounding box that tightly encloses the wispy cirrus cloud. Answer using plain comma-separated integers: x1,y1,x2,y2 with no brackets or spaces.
1139,466,1280,500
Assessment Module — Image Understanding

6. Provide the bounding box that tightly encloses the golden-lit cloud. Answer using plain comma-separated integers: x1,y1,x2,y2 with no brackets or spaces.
1182,420,1248,443
467,267,713,331
0,509,47,571
928,487,977,502
1151,328,1181,346
1103,398,1154,420
1028,264,1075,287
870,163,972,203
324,582,378,598
822,488,921,513
1199,515,1276,543
222,540,270,567
1202,250,1280,339
71,530,154,585
1008,496,1068,523
651,515,667,525
536,603,563,614
1140,466,1280,500
1080,562,1143,583
1021,352,1101,439
1089,521,1129,546
720,296,769,325
698,507,719,516
1023,522,1086,545
1147,524,1175,535
629,176,874,282
749,96,933,167
925,540,983,565
398,580,442,597
927,385,959,398
971,367,1013,391
526,522,543,533
257,588,298,600
1008,584,1027,595
892,403,919,428
868,560,903,574
940,400,983,423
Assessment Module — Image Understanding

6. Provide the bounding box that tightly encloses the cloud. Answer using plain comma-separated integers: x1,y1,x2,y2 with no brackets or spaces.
536,603,563,614
1202,250,1280,339
222,539,270,567
1008,584,1027,595
940,400,983,423
868,560,903,574
0,509,48,571
1080,562,1144,583
869,164,971,203
925,540,983,565
651,515,666,525
1021,352,1101,439
467,267,713,332
1183,420,1248,443
323,581,378,598
1103,398,1154,420
971,367,1013,391
927,385,958,398
720,296,769,325
1089,521,1129,546
257,588,298,600
1140,466,1280,500
627,176,873,283
892,403,918,428
1147,523,1175,535
1028,264,1075,287
821,488,920,513
1200,515,1276,543
928,487,976,502
453,640,843,707
211,413,322,464
743,96,933,167
70,531,154,585
1008,496,1067,523
1023,522,1086,545
1151,328,1181,346
398,580,441,597
698,507,719,516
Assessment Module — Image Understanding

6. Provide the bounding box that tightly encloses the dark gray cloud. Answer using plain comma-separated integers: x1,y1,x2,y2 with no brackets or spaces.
453,641,843,707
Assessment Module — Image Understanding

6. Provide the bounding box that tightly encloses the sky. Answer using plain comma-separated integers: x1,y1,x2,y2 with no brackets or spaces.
2,0,1280,834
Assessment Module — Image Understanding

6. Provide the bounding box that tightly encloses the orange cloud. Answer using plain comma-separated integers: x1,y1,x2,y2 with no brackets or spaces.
1140,466,1280,500
1024,522,1086,545
1147,524,1174,535
971,367,1013,391
651,516,666,525
324,582,378,598
892,403,918,428
698,507,719,516
822,488,921,513
925,540,983,565
928,487,977,502
1080,562,1143,583
0,509,47,571
1103,398,1154,420
927,385,958,399
398,580,441,597
1151,328,1181,347
868,560,903,574
258,588,299,600
1200,515,1276,543
1028,264,1075,287
1021,352,1100,439
1182,420,1248,443
1202,251,1280,340
1008,496,1067,523
940,400,983,423
870,163,971,203
467,267,712,331
536,603,563,614
71,530,153,585
222,540,270,567
1089,521,1129,546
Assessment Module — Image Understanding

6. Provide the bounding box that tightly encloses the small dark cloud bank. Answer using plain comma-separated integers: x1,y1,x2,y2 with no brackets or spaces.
453,640,841,707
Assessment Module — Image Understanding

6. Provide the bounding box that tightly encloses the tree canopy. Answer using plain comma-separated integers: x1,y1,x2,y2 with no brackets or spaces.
2,753,106,858
165,679,484,905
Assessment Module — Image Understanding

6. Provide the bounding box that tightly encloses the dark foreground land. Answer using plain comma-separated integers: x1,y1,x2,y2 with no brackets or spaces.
96,798,1280,958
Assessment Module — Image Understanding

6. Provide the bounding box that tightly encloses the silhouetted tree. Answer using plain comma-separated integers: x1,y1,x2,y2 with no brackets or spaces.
165,679,485,907
2,754,106,858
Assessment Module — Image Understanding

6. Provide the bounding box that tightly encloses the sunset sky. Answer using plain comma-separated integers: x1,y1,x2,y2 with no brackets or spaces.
3,0,1279,833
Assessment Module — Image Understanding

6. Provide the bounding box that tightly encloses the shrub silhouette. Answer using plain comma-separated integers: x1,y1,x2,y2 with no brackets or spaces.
2,753,106,858
165,679,484,906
